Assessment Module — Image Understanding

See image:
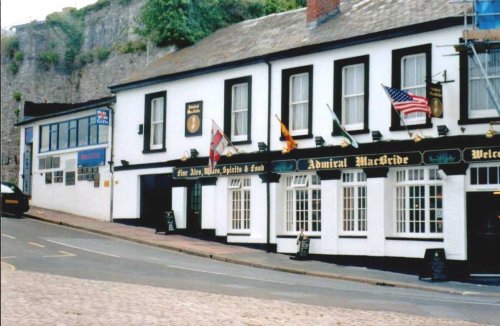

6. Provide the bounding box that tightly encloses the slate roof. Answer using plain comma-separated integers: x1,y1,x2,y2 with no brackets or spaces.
111,0,468,91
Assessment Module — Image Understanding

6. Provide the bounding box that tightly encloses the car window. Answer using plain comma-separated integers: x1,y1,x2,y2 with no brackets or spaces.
1,184,15,194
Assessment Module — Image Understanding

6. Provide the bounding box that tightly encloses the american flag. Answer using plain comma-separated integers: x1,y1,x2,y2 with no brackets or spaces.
383,85,431,116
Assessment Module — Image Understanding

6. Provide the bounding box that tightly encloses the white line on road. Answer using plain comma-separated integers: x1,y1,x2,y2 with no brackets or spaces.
45,239,120,258
1,256,16,259
43,250,76,258
385,292,500,307
166,264,295,285
28,242,45,248
1,234,16,239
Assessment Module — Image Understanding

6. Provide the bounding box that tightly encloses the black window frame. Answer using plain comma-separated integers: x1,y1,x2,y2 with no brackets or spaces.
281,65,314,140
224,76,252,145
390,44,433,131
143,91,167,154
459,45,500,125
333,55,370,136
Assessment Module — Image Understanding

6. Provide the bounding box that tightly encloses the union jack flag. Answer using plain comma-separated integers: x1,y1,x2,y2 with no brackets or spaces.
96,109,110,125
383,85,431,116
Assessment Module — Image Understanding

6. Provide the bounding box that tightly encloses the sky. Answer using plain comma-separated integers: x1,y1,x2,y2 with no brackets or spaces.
1,0,98,29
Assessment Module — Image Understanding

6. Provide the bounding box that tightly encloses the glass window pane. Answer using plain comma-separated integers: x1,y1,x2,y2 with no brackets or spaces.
40,126,49,152
58,122,69,149
89,117,98,145
98,125,108,144
78,118,89,147
50,124,58,151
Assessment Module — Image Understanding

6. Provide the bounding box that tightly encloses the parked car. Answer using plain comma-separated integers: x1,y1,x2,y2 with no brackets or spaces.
1,182,29,218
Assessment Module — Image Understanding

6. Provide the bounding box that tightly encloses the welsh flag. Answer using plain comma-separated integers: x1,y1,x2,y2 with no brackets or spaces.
329,108,359,148
209,121,229,171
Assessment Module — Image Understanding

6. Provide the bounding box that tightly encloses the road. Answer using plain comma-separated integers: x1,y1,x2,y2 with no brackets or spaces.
2,216,499,325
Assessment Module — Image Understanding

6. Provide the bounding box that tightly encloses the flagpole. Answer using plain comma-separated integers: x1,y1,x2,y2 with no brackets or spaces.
381,84,413,138
211,119,239,154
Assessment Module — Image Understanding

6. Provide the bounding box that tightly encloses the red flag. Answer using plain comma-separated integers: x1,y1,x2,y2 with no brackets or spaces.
209,121,229,171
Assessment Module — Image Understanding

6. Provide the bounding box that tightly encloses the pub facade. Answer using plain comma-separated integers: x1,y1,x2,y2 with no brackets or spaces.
109,0,499,275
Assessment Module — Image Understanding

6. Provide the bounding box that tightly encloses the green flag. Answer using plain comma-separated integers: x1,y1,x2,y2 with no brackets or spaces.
328,105,359,148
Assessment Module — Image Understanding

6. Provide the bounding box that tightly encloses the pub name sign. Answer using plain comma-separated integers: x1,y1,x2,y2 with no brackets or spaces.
174,162,266,179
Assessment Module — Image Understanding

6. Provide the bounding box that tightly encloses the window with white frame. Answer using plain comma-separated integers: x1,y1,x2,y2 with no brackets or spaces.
231,83,248,141
401,53,427,125
284,174,321,233
341,171,367,233
150,97,164,150
394,168,443,235
289,72,309,135
468,49,500,119
470,165,500,185
229,178,251,231
342,64,365,130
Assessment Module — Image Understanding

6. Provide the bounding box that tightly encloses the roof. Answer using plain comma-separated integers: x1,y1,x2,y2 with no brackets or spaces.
110,0,468,92
16,96,115,126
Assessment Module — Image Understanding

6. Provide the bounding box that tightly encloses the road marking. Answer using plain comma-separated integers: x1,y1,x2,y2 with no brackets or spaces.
1,234,16,239
43,250,76,258
45,239,120,258
1,256,16,259
386,292,500,307
166,264,295,285
28,242,45,248
1,261,16,270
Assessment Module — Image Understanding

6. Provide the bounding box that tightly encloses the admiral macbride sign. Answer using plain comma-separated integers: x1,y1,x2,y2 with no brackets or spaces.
297,152,421,171
173,162,266,178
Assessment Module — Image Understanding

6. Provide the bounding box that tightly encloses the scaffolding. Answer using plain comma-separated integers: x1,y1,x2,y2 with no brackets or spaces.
452,0,500,116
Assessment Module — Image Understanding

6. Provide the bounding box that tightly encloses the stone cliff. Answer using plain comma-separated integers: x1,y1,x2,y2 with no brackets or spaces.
1,0,173,183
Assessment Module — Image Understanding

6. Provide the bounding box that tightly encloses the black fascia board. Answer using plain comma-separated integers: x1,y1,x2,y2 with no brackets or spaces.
109,17,463,93
16,96,115,126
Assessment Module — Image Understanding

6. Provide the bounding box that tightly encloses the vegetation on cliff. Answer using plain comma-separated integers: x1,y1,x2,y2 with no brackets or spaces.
138,0,306,47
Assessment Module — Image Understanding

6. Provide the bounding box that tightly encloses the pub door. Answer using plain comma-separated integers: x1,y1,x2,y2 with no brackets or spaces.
466,191,500,274
186,181,202,235
140,174,172,228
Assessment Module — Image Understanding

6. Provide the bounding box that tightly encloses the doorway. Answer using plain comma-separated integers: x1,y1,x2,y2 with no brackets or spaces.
466,191,500,274
140,174,172,228
186,181,202,235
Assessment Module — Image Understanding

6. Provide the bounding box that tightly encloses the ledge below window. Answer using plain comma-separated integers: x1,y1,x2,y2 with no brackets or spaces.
276,235,321,239
280,134,313,141
458,117,497,125
389,122,432,132
339,235,367,239
227,233,251,237
332,129,369,136
386,237,443,242
142,148,166,154
231,140,252,145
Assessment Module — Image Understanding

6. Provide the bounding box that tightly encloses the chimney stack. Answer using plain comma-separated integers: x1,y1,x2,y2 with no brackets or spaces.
307,0,340,27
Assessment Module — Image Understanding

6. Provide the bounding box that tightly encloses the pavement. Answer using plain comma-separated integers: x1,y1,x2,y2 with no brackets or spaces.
22,206,500,298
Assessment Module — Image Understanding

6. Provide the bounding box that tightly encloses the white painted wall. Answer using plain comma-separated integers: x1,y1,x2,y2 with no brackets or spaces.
19,109,112,221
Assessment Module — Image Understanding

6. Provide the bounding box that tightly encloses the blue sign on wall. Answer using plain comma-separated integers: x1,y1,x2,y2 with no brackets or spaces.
96,109,110,125
78,148,106,167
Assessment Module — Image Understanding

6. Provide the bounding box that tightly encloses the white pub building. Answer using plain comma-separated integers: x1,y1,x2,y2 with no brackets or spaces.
19,0,499,277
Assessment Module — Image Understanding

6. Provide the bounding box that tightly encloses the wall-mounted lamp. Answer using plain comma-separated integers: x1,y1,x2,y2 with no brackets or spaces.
120,160,129,166
437,125,449,136
371,130,382,142
190,148,199,158
258,142,268,152
315,136,325,147
138,124,143,135
412,133,424,143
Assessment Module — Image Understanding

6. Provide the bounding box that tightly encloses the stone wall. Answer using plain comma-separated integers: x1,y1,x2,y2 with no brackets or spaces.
1,0,173,184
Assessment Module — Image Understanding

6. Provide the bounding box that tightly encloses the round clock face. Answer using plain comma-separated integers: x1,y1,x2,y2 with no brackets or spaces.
187,115,201,134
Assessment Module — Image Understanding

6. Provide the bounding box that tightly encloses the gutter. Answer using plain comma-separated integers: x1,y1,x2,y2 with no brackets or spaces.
265,59,272,252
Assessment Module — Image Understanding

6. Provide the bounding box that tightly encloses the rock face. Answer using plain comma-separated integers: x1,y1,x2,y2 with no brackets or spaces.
1,0,173,184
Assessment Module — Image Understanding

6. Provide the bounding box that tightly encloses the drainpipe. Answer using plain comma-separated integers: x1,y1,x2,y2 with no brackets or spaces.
265,59,272,252
107,101,115,223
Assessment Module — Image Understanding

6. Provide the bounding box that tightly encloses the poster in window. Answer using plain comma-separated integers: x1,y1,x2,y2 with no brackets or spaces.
185,101,202,137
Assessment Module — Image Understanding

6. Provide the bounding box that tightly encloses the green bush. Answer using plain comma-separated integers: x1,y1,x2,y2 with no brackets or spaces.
118,0,133,5
1,35,20,58
13,91,22,102
37,51,58,71
9,62,19,75
114,40,147,54
13,51,24,62
79,52,94,65
95,47,111,61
